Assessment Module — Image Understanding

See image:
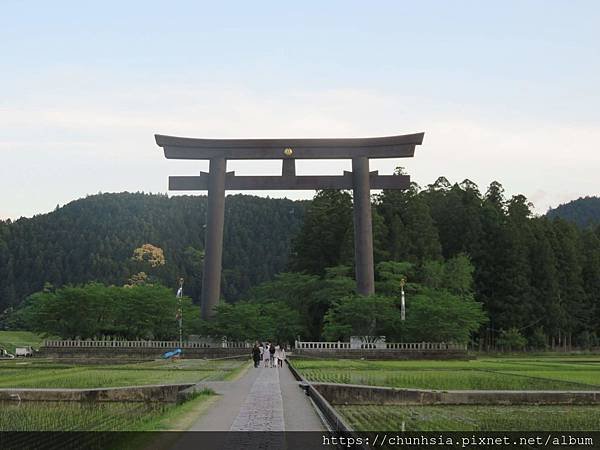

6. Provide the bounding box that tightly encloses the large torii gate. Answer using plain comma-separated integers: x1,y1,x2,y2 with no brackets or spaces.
155,133,424,319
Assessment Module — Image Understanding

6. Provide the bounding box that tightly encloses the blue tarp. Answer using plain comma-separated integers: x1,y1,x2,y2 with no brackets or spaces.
162,348,182,359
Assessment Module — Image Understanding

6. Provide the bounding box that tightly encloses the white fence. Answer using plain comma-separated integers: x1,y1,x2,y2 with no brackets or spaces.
294,341,466,351
43,340,251,349
43,339,466,352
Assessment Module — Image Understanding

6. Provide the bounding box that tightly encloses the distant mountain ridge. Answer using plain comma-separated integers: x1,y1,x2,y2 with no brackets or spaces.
0,192,307,311
546,196,600,228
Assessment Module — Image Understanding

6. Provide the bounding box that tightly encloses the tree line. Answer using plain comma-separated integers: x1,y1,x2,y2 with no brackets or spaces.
290,176,600,349
10,256,486,347
2,178,599,349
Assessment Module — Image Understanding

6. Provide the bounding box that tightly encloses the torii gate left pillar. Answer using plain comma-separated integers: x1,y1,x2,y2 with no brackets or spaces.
156,133,423,319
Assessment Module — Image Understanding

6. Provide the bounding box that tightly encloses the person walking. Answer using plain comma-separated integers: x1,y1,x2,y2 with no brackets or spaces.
263,342,271,367
274,344,283,368
251,342,261,368
278,344,286,368
269,342,276,368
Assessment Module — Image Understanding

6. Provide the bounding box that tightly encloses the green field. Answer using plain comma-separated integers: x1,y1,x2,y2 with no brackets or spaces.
292,356,600,390
0,356,236,435
0,391,214,450
294,356,600,432
0,400,173,431
339,404,600,431
0,331,52,354
0,358,248,388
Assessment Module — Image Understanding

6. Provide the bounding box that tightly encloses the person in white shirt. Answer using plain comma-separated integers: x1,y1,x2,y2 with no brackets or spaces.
263,342,271,367
275,344,286,368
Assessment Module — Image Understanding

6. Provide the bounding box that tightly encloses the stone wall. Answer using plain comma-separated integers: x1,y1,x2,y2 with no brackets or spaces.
313,383,600,406
0,384,194,403
38,346,250,360
292,349,469,360
40,346,467,360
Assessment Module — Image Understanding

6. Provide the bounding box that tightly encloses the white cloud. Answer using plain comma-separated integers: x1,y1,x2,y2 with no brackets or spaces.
1,72,599,218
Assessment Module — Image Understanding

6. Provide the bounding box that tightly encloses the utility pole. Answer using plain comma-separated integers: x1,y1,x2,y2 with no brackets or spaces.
400,276,406,321
176,278,184,349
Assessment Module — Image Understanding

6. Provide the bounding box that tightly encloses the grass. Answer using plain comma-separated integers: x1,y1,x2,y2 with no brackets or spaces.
338,405,600,431
0,358,248,388
0,400,173,431
292,355,600,390
0,356,247,442
0,391,215,450
146,388,218,431
295,356,600,432
0,331,54,354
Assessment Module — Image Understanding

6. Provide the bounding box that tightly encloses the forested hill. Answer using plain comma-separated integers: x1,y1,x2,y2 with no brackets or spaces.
0,193,307,311
546,196,600,228
3,182,600,348
288,179,600,348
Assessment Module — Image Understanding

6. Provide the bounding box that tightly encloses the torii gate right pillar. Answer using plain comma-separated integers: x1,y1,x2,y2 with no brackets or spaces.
352,156,375,295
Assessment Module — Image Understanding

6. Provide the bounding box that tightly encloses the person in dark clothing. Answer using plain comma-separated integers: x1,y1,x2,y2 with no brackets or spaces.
269,342,276,368
251,342,261,368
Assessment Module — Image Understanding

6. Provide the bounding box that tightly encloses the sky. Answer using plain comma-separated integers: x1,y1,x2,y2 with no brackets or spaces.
1,1,599,219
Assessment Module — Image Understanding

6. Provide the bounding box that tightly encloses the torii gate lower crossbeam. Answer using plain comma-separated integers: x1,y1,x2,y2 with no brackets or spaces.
155,133,424,319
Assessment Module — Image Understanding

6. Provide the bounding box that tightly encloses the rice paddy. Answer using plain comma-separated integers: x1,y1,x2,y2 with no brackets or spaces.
0,358,247,388
338,405,600,431
292,356,600,390
0,357,243,434
0,400,172,431
0,391,214,450
294,356,600,432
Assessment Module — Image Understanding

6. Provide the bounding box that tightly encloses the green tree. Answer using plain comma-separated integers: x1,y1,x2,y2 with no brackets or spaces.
529,327,548,350
322,295,402,341
377,185,442,263
376,261,415,297
202,300,302,344
0,192,306,312
401,289,487,344
497,327,527,351
423,178,483,258
290,190,353,275
247,268,355,340
14,283,194,340
581,229,600,339
552,219,588,345
420,254,474,296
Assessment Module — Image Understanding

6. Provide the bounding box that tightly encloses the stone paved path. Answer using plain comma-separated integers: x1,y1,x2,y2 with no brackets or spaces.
189,364,324,432
229,366,284,431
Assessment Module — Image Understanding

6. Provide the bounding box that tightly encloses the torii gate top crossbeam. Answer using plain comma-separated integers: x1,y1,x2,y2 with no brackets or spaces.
155,131,424,319
155,133,424,160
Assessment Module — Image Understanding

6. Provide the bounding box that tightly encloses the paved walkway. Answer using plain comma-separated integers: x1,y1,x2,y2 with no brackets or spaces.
189,364,324,432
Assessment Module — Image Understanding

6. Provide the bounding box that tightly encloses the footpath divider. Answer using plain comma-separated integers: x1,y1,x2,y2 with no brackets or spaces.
286,359,354,433
312,382,600,406
0,383,194,403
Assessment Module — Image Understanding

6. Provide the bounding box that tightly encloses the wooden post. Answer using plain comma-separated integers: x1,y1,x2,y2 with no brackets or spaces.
201,157,227,319
352,157,375,295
